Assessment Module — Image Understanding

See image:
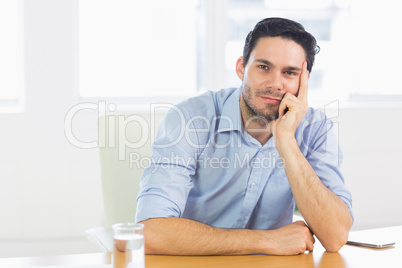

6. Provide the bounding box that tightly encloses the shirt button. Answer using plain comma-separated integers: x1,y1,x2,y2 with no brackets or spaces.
240,217,246,222
250,183,255,188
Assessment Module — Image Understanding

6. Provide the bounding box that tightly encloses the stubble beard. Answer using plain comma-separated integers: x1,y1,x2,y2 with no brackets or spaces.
241,83,281,127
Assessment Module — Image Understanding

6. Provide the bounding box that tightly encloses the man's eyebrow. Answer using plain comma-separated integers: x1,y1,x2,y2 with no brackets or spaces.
285,66,302,72
255,59,274,67
255,59,302,72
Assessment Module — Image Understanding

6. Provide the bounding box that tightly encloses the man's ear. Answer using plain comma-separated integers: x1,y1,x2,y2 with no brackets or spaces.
236,57,245,81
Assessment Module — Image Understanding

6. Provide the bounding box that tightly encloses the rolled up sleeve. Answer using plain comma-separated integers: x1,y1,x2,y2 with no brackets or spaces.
135,106,198,223
298,109,354,222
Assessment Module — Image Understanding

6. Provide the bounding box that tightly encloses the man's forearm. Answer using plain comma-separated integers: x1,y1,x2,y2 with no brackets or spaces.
140,217,314,255
140,217,265,255
277,138,353,252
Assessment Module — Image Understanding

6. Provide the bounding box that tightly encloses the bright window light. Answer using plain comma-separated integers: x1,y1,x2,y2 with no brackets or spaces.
78,0,198,98
351,0,402,97
78,0,402,103
0,0,23,101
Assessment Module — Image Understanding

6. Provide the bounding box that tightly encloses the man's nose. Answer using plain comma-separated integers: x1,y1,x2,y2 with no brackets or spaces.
266,72,283,91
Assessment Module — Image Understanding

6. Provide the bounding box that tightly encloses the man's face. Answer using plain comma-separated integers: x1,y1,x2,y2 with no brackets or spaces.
236,37,307,122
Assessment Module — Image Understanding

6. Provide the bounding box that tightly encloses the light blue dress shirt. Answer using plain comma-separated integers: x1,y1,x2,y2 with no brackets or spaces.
135,87,353,230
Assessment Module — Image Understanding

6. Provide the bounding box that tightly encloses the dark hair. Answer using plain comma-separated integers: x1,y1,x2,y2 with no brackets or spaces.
243,17,320,72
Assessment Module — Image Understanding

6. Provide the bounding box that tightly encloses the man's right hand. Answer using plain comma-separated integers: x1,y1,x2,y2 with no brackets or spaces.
265,220,315,255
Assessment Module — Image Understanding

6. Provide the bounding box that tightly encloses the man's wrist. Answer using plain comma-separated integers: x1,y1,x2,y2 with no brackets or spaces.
275,135,298,155
248,229,278,255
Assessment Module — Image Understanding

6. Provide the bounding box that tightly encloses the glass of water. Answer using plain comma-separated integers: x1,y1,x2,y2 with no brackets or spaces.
112,223,145,268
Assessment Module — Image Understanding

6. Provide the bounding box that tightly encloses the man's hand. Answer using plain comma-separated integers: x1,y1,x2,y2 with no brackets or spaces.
266,221,315,255
270,61,309,143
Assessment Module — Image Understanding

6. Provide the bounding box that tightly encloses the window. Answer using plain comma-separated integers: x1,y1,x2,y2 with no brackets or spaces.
222,0,353,103
349,0,402,101
0,0,24,112
78,0,198,101
77,0,402,105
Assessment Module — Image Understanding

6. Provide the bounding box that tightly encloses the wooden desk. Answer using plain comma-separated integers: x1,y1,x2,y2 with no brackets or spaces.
1,225,401,268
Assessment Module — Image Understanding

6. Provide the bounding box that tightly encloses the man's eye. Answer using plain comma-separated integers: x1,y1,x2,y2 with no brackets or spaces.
285,71,296,76
258,65,269,70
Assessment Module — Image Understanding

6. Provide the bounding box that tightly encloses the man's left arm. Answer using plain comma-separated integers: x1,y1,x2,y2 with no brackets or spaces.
277,137,353,252
271,62,353,252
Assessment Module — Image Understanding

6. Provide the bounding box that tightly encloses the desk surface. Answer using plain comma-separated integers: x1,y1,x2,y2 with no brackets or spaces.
1,225,401,268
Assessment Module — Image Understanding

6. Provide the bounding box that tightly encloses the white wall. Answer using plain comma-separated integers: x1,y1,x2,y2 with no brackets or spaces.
0,0,401,257
339,108,402,230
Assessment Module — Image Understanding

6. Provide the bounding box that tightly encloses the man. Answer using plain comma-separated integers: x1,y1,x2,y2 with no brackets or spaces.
135,17,353,255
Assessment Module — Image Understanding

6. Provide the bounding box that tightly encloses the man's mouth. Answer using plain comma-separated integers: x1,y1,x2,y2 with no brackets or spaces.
260,96,282,104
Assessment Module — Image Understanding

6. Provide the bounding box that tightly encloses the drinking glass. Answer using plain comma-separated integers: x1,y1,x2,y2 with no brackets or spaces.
112,223,144,268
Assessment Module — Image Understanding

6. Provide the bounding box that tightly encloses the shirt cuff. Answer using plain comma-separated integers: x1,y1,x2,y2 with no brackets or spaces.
135,194,182,223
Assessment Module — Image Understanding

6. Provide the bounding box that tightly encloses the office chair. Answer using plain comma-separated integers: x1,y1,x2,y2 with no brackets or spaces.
86,112,165,252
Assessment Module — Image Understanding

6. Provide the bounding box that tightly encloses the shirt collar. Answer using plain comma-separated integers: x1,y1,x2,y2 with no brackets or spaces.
217,87,279,150
218,87,278,149
217,87,243,133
